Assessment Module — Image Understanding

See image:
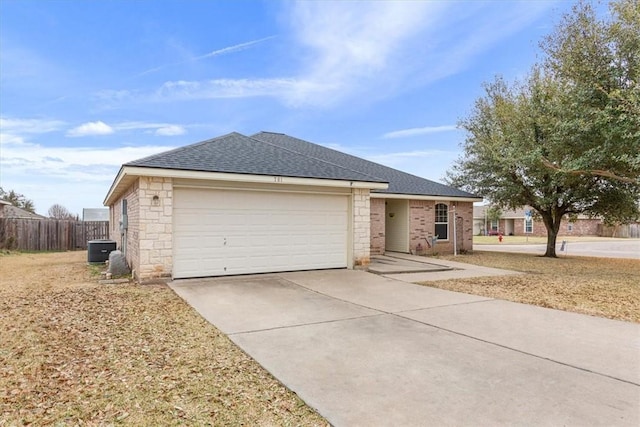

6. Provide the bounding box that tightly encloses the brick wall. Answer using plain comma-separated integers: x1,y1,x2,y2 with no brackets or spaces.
560,219,601,236
408,200,474,255
370,198,385,255
409,200,433,252
352,188,371,267
502,218,601,237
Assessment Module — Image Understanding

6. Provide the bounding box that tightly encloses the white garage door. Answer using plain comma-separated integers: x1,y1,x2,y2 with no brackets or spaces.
173,187,349,278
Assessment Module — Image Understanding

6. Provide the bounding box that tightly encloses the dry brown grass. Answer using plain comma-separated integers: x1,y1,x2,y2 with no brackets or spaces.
423,251,640,323
0,251,327,426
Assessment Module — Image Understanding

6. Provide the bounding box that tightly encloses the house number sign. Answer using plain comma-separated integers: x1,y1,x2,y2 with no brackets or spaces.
273,176,283,183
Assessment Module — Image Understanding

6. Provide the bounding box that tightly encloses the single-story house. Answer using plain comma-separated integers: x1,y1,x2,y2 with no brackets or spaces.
0,199,46,219
104,132,481,281
473,205,602,237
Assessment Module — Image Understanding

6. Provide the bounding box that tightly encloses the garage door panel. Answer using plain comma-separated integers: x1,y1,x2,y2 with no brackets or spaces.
173,188,349,278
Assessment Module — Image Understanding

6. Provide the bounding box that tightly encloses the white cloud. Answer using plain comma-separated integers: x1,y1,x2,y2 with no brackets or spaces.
63,120,188,137
367,149,454,162
382,125,458,139
154,78,316,101
284,1,440,106
0,129,175,215
66,120,114,137
94,2,557,110
112,121,187,136
1,138,173,181
0,117,66,134
154,125,185,136
366,149,460,183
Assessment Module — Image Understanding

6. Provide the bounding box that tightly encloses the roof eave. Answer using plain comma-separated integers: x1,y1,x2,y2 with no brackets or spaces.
104,166,389,206
370,192,482,202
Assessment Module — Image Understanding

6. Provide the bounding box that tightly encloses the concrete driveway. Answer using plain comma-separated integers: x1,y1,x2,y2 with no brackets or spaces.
170,270,640,426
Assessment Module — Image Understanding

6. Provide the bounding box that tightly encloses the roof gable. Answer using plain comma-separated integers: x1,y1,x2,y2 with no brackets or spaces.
252,132,477,198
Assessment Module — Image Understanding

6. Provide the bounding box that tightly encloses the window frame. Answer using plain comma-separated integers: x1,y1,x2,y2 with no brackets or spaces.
434,203,449,241
524,217,533,234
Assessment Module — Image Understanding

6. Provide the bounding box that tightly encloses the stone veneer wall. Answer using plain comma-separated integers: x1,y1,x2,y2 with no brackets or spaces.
370,198,385,255
137,176,173,281
352,188,371,266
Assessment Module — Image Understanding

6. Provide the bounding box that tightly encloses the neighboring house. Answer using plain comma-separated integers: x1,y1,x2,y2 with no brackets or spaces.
0,199,46,219
104,132,481,282
82,208,109,221
473,205,602,237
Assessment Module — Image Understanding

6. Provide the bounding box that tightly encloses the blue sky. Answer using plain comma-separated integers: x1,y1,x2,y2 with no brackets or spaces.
1,0,583,216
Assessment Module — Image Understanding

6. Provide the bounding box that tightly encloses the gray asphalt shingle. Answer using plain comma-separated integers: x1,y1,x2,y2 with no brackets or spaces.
252,132,476,198
125,131,476,198
126,132,386,183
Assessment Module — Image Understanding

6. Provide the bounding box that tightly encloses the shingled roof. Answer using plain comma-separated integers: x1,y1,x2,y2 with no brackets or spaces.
124,131,477,199
126,132,385,184
252,132,476,198
0,200,46,219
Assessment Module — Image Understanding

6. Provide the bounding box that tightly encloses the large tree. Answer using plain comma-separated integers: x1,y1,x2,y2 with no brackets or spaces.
540,0,640,184
0,187,36,213
448,0,640,257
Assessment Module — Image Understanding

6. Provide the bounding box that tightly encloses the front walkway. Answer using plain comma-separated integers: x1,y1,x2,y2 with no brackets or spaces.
170,270,639,426
374,251,521,283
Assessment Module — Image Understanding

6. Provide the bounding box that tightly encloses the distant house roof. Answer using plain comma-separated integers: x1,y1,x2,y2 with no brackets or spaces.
474,205,530,219
0,200,46,219
83,208,109,221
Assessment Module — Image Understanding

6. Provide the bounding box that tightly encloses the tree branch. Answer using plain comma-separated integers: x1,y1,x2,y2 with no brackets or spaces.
541,157,638,184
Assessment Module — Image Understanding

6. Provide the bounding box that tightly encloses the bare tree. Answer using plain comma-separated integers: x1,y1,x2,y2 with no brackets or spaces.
48,204,78,220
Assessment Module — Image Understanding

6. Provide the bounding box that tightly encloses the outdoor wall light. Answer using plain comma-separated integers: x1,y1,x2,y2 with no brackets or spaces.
389,212,395,218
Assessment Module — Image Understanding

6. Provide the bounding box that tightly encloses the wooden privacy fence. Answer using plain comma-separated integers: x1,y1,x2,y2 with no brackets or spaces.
597,223,640,238
0,219,110,251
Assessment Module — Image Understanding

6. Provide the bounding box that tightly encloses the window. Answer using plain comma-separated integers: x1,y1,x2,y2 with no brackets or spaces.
568,223,574,232
524,218,533,234
490,219,499,232
435,203,448,240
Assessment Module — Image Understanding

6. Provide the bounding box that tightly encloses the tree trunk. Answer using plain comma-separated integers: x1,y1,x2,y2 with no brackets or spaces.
540,211,562,257
545,226,558,257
